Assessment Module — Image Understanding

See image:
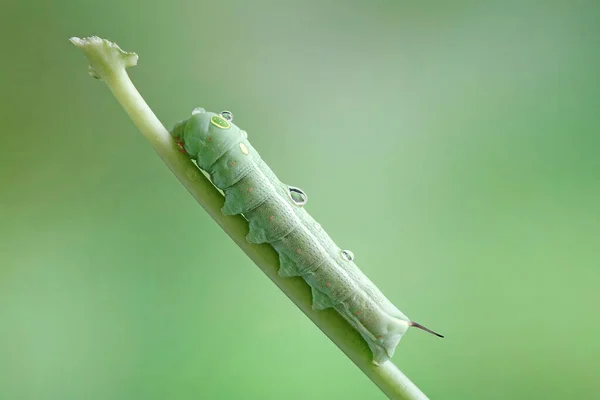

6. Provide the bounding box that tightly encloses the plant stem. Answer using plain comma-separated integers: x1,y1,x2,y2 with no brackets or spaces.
70,36,430,400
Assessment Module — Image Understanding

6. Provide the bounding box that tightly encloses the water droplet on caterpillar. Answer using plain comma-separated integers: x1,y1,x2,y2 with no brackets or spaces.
341,249,354,261
288,187,307,207
220,110,233,121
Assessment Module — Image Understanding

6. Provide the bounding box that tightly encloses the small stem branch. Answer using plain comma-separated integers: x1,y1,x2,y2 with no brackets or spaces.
70,36,429,400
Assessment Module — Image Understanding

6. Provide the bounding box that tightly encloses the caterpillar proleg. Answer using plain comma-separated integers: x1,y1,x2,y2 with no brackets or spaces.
170,108,443,364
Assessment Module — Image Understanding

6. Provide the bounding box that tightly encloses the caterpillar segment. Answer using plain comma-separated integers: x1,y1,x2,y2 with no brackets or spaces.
170,108,443,364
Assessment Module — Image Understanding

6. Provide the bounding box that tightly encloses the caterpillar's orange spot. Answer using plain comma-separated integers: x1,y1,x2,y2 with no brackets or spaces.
326,282,331,287
355,310,361,315
248,187,253,192
269,215,274,221
296,248,301,254
208,136,212,141
231,161,236,166
377,335,383,339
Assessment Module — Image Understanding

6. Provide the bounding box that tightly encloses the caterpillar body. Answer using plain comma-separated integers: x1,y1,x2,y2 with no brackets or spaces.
170,108,442,364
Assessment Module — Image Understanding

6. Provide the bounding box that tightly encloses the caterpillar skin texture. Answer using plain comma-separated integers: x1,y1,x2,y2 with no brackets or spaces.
171,108,412,365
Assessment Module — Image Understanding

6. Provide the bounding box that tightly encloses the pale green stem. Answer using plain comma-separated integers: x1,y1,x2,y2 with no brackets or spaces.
70,36,429,400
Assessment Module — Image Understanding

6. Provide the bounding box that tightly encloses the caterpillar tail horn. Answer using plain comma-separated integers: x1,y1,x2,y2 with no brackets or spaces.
409,321,444,338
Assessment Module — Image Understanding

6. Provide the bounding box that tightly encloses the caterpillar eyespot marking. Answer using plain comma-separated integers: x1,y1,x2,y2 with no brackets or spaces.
169,108,443,365
211,115,231,129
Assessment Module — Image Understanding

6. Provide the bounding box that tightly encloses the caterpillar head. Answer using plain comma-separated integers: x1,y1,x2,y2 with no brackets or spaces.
170,107,247,170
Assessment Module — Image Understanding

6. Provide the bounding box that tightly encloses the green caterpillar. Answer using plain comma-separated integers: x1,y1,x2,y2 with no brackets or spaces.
170,108,443,364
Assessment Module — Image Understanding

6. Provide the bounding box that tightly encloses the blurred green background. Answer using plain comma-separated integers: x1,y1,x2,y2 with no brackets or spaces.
1,1,599,399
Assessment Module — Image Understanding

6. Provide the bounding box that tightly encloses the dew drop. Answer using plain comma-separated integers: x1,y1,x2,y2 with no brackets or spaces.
220,110,233,121
341,249,354,261
288,187,307,206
